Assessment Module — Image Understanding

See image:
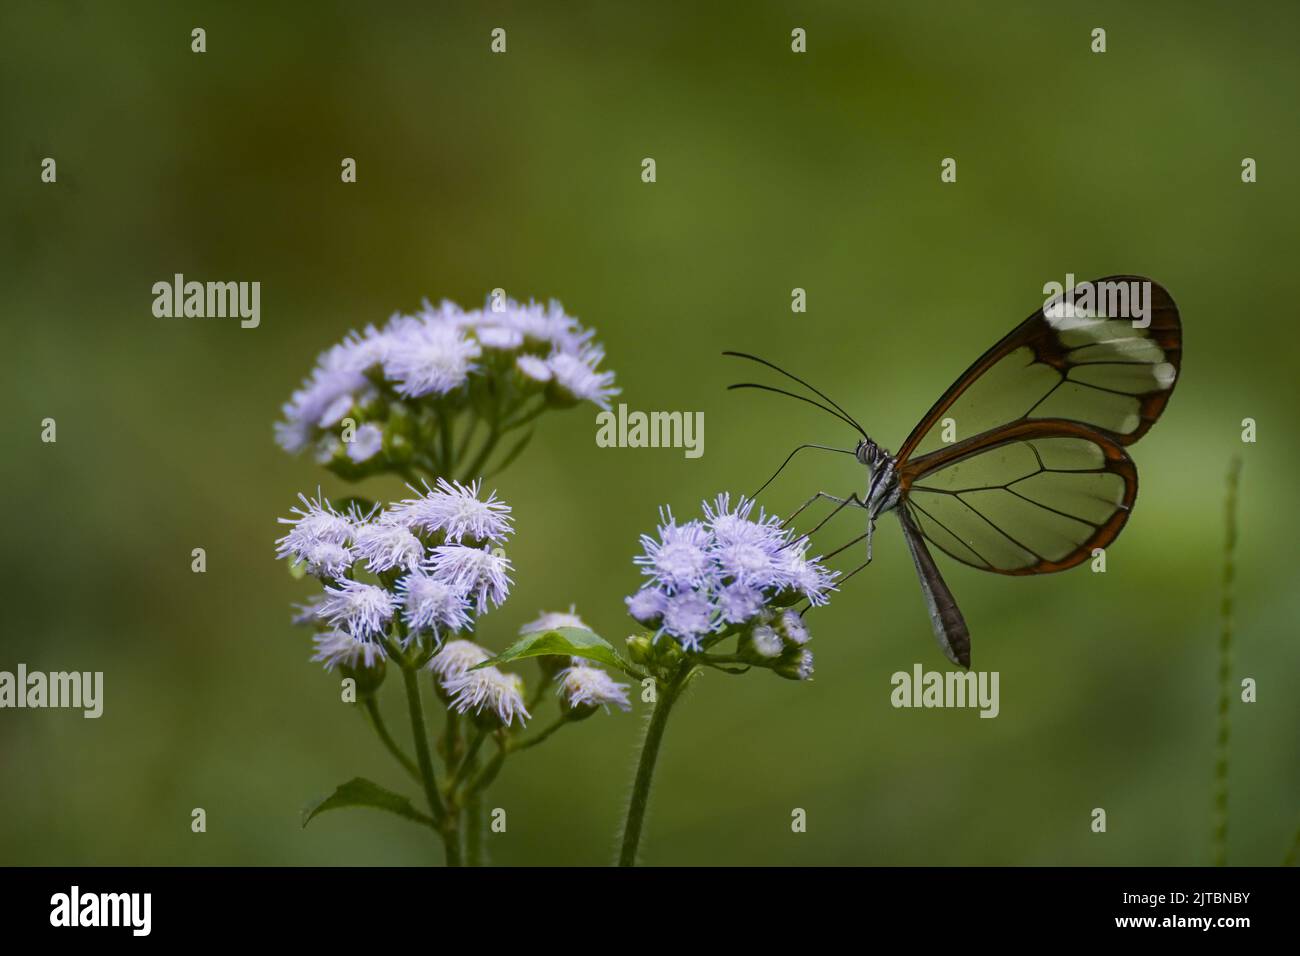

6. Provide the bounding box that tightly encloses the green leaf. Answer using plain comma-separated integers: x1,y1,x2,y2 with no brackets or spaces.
301,777,434,829
474,626,629,671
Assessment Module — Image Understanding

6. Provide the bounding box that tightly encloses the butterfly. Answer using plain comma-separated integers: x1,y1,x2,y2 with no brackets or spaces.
725,275,1182,668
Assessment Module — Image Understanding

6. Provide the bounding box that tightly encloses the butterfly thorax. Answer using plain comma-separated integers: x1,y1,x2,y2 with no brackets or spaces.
856,438,901,517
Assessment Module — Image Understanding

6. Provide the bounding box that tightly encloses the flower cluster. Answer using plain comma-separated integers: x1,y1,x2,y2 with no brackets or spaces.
275,295,618,479
277,479,514,672
624,493,837,675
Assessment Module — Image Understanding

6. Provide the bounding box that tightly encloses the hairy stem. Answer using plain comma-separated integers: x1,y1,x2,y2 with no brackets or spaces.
1214,456,1241,867
400,664,458,865
619,667,692,866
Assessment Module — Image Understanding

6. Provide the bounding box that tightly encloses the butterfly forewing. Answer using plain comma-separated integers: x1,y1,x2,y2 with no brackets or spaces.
896,276,1181,462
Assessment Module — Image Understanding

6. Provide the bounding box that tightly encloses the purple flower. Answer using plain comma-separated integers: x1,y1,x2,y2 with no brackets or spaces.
317,580,396,640
352,521,424,574
625,588,667,626
426,544,512,613
311,630,386,671
383,319,481,398
276,327,390,454
624,492,838,655
660,589,715,649
443,667,530,727
558,665,632,713
775,545,838,607
634,508,715,592
276,492,356,574
396,570,471,640
393,478,513,544
427,639,491,684
547,346,619,409
716,581,764,624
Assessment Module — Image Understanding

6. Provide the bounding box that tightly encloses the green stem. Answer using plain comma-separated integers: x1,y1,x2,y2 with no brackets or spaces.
438,407,455,473
441,705,462,771
465,788,484,867
501,398,547,431
451,728,489,789
461,428,500,482
463,742,508,796
362,696,419,781
1214,456,1241,867
619,667,692,867
510,715,568,753
455,415,479,461
399,664,458,865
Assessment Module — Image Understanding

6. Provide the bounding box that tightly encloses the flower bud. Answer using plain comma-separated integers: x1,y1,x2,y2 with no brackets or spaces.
738,622,783,663
775,609,811,648
773,648,814,681
340,658,387,697
625,634,655,665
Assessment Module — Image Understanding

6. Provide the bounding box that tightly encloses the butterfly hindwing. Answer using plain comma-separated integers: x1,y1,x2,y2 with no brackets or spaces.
899,420,1137,575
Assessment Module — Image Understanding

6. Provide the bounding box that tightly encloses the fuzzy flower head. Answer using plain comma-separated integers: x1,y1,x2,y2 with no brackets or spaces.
660,589,715,650
275,327,390,454
444,666,530,728
634,508,715,592
383,317,482,398
393,478,513,545
428,639,492,684
317,579,396,640
311,630,386,671
426,544,513,613
396,570,472,642
775,544,838,608
520,606,589,635
352,520,424,575
276,294,619,486
558,664,632,714
625,493,838,654
546,346,619,410
276,492,354,562
625,588,668,627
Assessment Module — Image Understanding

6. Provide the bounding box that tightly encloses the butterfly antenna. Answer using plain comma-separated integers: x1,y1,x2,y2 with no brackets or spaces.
727,383,868,439
723,351,869,437
750,443,856,500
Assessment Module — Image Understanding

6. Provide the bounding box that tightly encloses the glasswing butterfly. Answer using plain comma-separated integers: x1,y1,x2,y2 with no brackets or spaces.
726,275,1181,668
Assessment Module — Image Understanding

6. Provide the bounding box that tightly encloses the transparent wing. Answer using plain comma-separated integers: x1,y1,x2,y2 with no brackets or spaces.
896,276,1181,461
899,421,1137,575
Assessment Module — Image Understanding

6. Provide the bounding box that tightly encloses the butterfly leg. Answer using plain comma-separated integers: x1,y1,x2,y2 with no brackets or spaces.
781,492,868,550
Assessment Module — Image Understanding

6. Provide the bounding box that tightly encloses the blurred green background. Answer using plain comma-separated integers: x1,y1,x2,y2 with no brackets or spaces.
2,0,1297,866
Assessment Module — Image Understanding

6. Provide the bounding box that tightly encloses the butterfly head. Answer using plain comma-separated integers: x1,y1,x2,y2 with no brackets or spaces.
856,438,901,516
